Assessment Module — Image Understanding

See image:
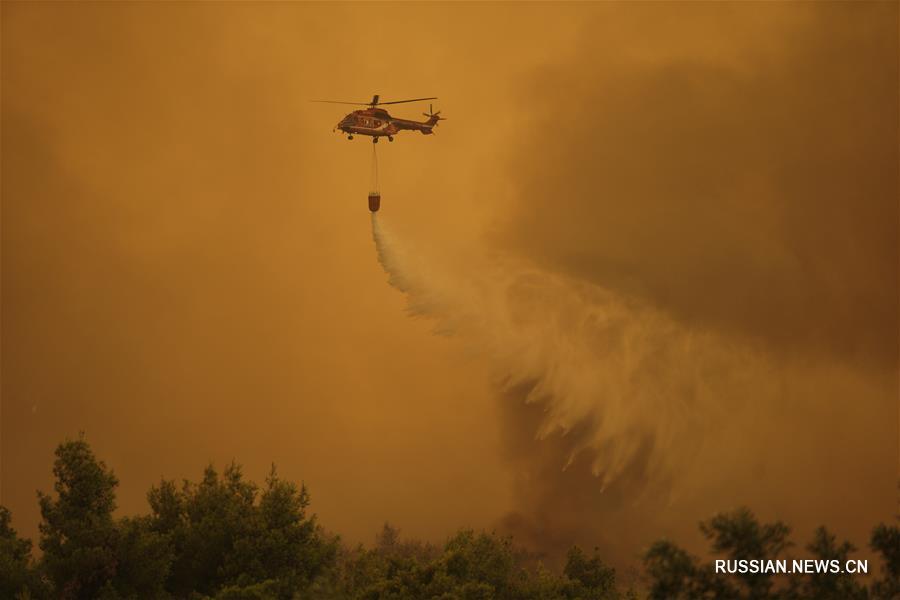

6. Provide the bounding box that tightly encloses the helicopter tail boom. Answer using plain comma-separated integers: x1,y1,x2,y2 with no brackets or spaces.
390,104,444,134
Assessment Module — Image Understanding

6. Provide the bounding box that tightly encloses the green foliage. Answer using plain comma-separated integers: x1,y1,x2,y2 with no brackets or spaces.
700,507,791,599
870,522,900,600
148,462,336,598
35,437,173,599
439,529,517,595
37,436,120,599
644,539,735,600
17,437,900,599
310,524,625,600
212,579,281,599
791,527,866,600
644,507,900,600
563,545,617,598
31,436,335,598
0,505,46,599
109,515,173,598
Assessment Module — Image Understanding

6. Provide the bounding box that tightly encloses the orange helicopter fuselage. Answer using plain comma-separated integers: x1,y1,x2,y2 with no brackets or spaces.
336,107,439,138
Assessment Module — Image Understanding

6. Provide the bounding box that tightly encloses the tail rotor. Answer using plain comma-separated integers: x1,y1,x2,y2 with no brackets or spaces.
423,103,445,122
422,103,445,133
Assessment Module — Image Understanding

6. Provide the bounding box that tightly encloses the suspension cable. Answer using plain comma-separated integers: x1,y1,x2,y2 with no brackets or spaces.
370,143,379,194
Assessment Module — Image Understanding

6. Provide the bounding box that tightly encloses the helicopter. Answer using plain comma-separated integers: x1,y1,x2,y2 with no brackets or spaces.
313,95,444,143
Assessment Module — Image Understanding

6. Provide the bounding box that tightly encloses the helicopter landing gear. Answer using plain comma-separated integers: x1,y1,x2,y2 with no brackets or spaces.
388,136,394,142
347,135,353,140
373,137,379,144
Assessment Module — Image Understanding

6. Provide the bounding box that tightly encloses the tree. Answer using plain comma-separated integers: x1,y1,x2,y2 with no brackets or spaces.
563,546,618,599
148,462,335,598
643,508,900,600
439,529,518,597
700,507,791,599
790,527,866,600
0,505,45,598
644,539,736,600
29,434,895,600
644,508,793,600
221,465,336,595
108,515,173,598
37,436,120,599
870,522,900,600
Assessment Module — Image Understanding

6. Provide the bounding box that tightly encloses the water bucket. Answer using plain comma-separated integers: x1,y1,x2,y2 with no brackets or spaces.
368,192,381,212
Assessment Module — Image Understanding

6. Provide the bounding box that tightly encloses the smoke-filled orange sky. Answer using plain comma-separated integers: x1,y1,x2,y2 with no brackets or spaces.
2,2,897,567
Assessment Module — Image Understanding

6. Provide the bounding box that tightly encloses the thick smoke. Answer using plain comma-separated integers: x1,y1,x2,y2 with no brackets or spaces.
373,187,894,563
373,214,775,487
370,2,897,566
502,3,898,372
489,4,897,562
372,214,783,552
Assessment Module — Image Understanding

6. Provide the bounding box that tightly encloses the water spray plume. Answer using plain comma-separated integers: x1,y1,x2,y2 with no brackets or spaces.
370,215,775,489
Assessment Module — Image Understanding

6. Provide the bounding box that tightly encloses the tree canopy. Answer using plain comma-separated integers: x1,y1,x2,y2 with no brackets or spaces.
2,436,896,599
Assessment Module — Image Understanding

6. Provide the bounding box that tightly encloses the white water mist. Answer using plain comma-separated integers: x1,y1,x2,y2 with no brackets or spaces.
371,214,779,489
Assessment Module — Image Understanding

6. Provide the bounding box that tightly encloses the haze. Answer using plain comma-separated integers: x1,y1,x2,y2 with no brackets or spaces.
3,2,897,567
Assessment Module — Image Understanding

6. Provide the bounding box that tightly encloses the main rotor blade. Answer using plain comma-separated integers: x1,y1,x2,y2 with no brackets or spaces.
310,100,369,105
377,96,438,105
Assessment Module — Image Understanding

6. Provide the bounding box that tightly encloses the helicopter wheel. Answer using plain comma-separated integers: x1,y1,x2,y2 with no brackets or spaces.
388,136,394,142
373,137,378,144
347,135,353,140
